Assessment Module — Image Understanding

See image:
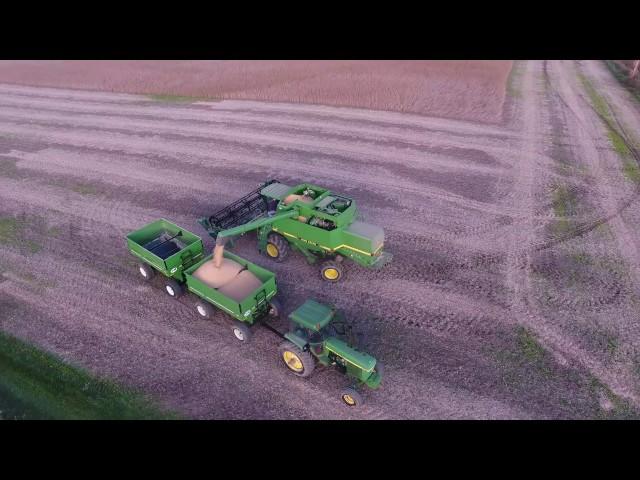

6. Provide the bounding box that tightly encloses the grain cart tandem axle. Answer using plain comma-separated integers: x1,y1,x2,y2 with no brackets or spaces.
198,180,392,282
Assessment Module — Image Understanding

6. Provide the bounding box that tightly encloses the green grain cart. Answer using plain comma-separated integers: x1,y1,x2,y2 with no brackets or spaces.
126,219,280,341
198,180,392,282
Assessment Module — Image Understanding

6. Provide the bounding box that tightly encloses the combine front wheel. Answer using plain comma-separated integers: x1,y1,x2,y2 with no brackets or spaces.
265,233,289,262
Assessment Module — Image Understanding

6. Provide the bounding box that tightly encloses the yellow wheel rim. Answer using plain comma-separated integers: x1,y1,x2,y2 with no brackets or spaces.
343,394,356,406
323,267,339,280
266,243,279,258
283,351,304,372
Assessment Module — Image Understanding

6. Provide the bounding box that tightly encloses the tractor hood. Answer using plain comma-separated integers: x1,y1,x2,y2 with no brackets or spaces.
324,337,376,373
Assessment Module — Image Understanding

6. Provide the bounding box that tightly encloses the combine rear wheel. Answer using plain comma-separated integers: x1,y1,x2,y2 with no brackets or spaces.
340,387,363,407
279,342,315,377
320,261,343,282
265,233,289,262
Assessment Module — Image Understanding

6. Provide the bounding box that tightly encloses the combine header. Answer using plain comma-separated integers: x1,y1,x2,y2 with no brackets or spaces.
198,180,392,282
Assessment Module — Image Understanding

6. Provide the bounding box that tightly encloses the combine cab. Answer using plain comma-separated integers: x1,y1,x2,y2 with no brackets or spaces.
198,180,392,282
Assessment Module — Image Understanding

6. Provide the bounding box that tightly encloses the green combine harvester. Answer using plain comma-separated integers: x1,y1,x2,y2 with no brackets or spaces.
198,180,392,282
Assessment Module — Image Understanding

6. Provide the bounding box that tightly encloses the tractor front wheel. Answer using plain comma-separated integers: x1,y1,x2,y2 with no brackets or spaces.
138,263,155,282
265,233,289,262
340,387,364,407
320,261,343,282
279,342,315,378
164,279,184,299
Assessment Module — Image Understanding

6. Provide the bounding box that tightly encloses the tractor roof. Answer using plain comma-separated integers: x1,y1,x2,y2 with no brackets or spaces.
289,299,335,332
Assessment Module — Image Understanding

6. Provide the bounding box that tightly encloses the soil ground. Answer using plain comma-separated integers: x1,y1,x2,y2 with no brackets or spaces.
1,60,640,419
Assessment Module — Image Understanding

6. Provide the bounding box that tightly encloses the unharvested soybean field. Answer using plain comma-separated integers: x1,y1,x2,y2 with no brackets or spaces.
1,60,640,419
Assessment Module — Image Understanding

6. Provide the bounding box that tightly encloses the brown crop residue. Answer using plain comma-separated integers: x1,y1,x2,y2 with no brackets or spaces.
0,60,513,123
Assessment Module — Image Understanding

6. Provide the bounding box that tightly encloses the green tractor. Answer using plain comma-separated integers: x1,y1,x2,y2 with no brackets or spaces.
198,180,392,282
277,299,383,407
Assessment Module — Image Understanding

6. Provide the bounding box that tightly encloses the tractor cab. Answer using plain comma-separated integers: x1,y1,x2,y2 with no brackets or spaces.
287,300,361,355
289,299,335,333
281,299,383,406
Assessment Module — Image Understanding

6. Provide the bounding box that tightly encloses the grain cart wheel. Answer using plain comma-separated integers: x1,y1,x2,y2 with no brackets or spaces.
320,261,343,282
164,279,184,299
231,321,252,342
195,300,214,319
265,233,289,262
279,341,315,378
138,263,155,282
268,299,282,318
340,387,363,407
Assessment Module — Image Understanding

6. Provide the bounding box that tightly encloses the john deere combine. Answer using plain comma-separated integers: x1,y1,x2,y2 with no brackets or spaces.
198,180,392,282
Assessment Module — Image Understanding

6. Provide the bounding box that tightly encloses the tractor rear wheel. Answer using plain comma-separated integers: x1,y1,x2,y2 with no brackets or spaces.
279,342,315,378
231,321,252,342
265,233,289,262
164,279,184,299
138,263,155,282
340,387,363,407
320,261,343,282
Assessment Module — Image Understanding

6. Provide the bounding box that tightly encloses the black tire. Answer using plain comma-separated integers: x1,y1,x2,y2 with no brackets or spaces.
320,261,344,282
137,263,155,282
340,387,364,407
195,300,214,319
278,341,315,378
164,278,184,299
373,360,384,378
265,233,289,262
268,298,282,318
231,321,252,342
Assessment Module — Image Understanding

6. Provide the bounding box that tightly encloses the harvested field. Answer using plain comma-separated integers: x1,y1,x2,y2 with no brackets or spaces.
1,61,640,419
0,61,513,123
